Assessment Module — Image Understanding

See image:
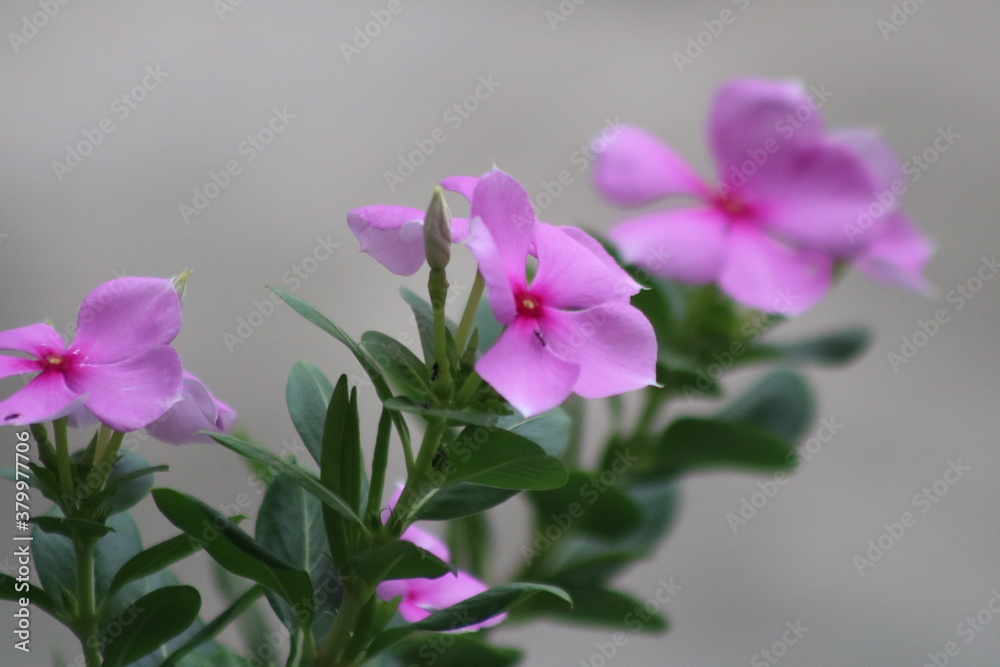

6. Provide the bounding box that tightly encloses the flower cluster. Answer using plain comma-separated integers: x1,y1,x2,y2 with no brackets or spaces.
594,78,932,314
0,276,234,442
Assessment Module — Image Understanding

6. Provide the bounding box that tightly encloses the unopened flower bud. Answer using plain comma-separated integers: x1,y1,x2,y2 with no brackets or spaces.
423,187,452,271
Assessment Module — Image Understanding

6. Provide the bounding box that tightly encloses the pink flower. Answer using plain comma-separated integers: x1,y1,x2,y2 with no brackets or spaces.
0,277,184,432
595,78,931,313
465,169,657,416
377,486,503,630
347,180,473,276
144,372,236,445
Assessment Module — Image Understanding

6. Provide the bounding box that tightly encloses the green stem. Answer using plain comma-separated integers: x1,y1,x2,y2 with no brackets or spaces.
386,420,447,537
53,418,73,501
315,581,367,666
428,268,453,394
74,538,102,667
454,372,483,406
454,271,485,353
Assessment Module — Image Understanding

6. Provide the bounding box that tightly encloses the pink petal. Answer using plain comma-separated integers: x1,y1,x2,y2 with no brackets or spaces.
710,78,824,179
832,129,905,193
0,322,65,356
531,223,625,310
72,278,182,365
719,225,832,315
470,169,536,282
145,372,236,445
541,305,657,399
607,208,729,284
476,319,579,416
347,206,427,276
399,524,450,562
411,571,506,631
593,125,705,206
0,355,41,381
441,175,478,201
68,346,184,432
750,140,883,256
855,212,933,293
465,215,517,324
0,370,81,426
555,225,642,296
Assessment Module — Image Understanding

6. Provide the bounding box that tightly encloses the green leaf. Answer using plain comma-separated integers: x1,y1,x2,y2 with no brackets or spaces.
656,363,722,399
472,298,504,355
319,376,365,576
400,288,456,364
152,488,315,629
439,427,568,490
415,484,518,521
393,635,522,667
362,331,432,399
528,470,642,540
718,370,815,443
497,408,571,459
32,516,112,540
209,433,365,529
746,326,871,366
369,583,570,657
382,397,501,427
650,418,797,476
257,473,341,638
98,450,165,515
160,585,265,667
102,586,201,667
269,287,412,458
105,534,202,602
286,361,335,466
352,540,455,582
512,586,667,633
549,482,680,587
0,572,59,620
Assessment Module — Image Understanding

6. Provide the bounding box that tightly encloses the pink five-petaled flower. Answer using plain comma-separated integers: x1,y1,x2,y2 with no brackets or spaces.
595,78,932,314
0,277,185,432
144,372,236,445
465,169,657,416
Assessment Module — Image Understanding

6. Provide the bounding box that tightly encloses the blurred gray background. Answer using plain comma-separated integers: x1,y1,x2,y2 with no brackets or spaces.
1,1,998,665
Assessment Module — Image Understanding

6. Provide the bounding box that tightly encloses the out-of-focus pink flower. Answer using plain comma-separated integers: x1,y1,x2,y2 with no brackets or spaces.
377,487,504,630
595,78,931,313
466,169,656,416
145,372,236,445
0,278,184,432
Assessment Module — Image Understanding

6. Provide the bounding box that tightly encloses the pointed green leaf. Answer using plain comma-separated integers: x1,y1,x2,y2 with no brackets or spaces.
497,408,571,458
352,540,455,582
0,572,58,620
160,585,265,667
415,484,518,521
512,586,667,633
650,418,796,475
105,534,203,602
269,286,412,460
257,473,341,638
745,326,871,366
286,361,335,465
400,288,456,364
32,516,112,540
369,583,570,656
528,470,641,540
362,331,432,399
102,586,201,667
209,433,365,529
718,370,814,442
440,427,568,490
394,635,522,667
152,488,315,628
382,397,501,427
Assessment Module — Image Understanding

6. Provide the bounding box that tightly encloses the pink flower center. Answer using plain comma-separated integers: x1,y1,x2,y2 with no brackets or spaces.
713,192,752,219
516,293,543,318
43,353,70,372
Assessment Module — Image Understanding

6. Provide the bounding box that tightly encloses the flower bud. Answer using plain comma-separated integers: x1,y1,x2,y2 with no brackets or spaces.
423,187,452,270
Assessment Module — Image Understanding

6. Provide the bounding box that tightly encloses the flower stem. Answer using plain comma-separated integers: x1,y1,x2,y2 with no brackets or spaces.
454,271,485,353
387,419,447,537
315,580,367,666
74,537,102,667
52,417,73,501
428,268,453,394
